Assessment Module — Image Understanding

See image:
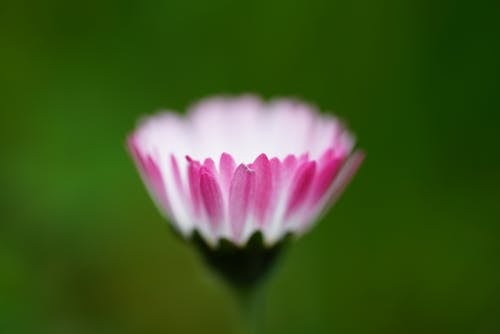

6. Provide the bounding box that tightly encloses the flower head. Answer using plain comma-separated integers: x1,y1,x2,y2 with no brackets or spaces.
128,95,363,249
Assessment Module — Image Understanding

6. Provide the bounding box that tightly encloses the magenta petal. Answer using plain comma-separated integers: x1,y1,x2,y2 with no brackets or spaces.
187,157,202,217
203,158,217,175
219,152,236,193
286,161,317,219
310,150,343,203
170,154,185,197
229,164,255,241
145,155,171,214
199,167,224,233
283,154,297,170
128,136,171,214
270,157,282,186
251,154,272,226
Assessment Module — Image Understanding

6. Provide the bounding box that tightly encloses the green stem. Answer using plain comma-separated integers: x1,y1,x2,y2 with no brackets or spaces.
235,285,266,334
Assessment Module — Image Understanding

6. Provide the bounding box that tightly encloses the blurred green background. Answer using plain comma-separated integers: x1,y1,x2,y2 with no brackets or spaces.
1,0,499,333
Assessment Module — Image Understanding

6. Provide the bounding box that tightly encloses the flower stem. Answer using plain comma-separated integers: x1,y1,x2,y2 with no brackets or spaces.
235,284,266,334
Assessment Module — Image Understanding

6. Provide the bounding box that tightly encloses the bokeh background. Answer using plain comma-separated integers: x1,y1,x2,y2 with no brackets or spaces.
1,0,499,333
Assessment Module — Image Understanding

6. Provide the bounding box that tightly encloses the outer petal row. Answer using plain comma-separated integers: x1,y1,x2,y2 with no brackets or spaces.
129,140,362,246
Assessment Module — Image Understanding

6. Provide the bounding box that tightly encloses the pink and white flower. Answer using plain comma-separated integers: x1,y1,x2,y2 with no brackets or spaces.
128,95,363,247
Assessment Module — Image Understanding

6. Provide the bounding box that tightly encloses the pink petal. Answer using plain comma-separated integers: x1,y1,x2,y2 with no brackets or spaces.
282,154,298,179
300,151,364,231
310,149,344,203
229,164,255,241
203,158,217,175
128,136,171,214
285,161,317,220
199,167,224,233
186,156,202,217
170,154,185,198
219,152,236,193
251,154,272,226
269,157,283,211
270,157,282,187
144,156,170,213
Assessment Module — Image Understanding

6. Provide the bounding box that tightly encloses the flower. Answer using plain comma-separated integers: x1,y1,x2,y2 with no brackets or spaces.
127,95,363,248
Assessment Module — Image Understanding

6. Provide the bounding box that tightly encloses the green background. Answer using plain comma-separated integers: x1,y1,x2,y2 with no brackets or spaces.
1,0,499,333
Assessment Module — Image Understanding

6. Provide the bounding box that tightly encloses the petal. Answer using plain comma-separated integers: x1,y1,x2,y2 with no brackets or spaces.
219,152,236,193
299,151,364,232
170,154,185,197
199,167,224,233
186,156,202,217
282,154,298,179
203,158,217,175
128,136,172,215
251,154,272,226
229,164,255,241
144,156,171,215
285,161,317,220
310,149,344,203
269,157,282,187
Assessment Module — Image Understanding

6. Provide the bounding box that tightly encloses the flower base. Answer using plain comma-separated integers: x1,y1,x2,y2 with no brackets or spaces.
192,231,291,291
